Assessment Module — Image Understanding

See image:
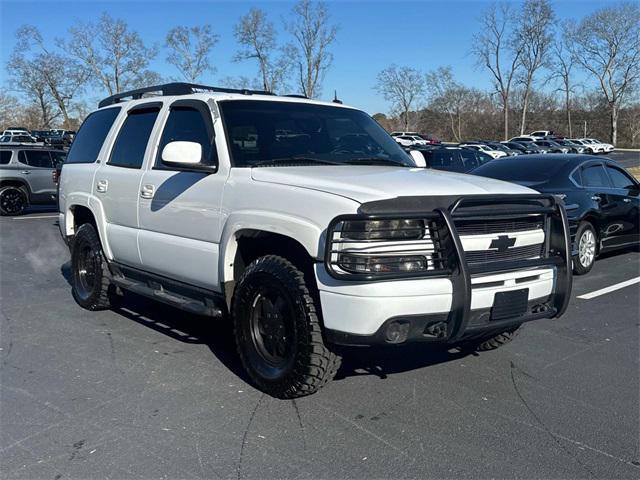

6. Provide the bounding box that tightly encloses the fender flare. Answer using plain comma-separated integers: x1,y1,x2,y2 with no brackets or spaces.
0,177,32,196
64,193,113,259
218,209,323,285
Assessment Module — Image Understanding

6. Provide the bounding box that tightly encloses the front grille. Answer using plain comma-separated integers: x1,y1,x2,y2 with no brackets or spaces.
464,244,544,266
455,216,544,235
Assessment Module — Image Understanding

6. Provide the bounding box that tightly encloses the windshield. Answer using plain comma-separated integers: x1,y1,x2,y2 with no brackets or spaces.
220,100,413,167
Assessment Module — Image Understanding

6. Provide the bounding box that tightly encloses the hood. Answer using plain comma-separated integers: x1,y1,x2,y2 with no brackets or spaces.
250,166,536,203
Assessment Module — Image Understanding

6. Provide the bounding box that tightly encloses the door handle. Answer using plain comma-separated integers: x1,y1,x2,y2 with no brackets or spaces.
591,195,601,202
20,170,31,174
623,198,631,203
96,179,108,193
140,184,155,199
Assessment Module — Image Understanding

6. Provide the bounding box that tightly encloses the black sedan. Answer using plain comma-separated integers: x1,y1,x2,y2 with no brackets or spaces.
471,154,639,274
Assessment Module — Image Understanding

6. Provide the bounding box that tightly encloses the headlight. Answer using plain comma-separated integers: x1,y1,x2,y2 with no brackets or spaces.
326,216,447,279
340,219,425,240
337,254,428,274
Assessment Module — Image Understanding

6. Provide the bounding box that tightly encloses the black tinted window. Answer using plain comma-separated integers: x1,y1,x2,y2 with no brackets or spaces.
0,151,11,164
426,150,460,171
51,151,67,167
109,108,159,169
461,149,492,171
472,157,564,182
157,105,215,166
582,165,610,187
67,107,120,164
20,150,53,168
221,100,412,167
606,166,636,189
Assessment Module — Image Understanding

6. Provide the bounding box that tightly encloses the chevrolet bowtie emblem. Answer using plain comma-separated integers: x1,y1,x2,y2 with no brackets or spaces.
489,235,516,252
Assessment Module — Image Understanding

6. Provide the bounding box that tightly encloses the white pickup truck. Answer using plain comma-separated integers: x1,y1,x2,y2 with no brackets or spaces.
58,83,572,398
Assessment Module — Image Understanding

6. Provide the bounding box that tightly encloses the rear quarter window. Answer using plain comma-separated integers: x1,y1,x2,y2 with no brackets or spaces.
66,107,121,164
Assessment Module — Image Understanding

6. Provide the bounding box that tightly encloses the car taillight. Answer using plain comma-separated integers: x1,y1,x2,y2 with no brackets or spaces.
52,169,59,184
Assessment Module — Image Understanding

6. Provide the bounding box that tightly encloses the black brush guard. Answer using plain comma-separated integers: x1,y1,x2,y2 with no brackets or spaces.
324,194,573,345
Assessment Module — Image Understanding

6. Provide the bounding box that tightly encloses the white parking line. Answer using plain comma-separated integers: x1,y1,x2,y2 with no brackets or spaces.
11,215,58,220
577,277,640,300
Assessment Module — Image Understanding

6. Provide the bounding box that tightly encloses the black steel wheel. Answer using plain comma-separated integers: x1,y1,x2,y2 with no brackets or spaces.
248,285,296,377
0,186,28,216
232,255,341,398
71,223,116,310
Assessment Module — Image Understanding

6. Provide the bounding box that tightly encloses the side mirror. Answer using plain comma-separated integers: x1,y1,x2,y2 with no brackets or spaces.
161,141,202,167
409,150,427,168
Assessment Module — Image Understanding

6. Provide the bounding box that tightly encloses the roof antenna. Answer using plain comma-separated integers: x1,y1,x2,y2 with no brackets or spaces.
332,90,343,104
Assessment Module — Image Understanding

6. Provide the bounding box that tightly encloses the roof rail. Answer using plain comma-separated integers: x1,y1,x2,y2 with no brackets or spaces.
98,82,275,108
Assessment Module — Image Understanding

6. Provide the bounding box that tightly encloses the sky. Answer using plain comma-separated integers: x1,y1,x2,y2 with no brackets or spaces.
0,0,613,115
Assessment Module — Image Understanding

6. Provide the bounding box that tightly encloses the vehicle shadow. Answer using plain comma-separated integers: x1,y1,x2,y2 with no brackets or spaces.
333,344,472,381
60,261,250,383
60,262,475,385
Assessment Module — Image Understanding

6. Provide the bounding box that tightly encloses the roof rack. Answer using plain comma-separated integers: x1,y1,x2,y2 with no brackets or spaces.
98,82,275,108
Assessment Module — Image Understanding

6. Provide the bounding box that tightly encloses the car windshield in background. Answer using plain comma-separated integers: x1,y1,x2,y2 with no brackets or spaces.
472,157,564,182
220,100,413,167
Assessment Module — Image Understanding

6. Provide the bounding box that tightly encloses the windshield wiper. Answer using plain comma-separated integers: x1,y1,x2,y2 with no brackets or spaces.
252,156,342,167
342,157,407,167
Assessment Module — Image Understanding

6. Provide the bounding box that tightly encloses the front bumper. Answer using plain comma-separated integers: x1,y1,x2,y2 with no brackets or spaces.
319,194,572,346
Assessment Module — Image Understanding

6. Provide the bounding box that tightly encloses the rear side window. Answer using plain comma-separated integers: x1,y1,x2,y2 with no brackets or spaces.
156,105,215,166
0,151,11,164
51,151,67,167
19,150,53,168
66,107,121,164
429,150,460,171
581,165,610,188
606,166,636,189
109,108,159,169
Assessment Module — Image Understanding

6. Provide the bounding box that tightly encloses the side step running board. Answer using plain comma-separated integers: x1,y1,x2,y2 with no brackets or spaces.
109,263,225,317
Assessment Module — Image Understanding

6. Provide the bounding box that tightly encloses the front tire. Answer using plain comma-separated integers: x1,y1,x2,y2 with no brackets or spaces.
71,223,116,310
232,255,341,399
573,221,597,275
460,326,522,352
0,186,28,216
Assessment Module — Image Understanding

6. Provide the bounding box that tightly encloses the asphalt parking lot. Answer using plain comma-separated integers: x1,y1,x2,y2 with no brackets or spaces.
1,153,639,480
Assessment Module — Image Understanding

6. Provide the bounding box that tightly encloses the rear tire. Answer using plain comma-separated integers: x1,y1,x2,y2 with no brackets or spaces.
71,223,116,310
0,185,28,216
232,255,341,399
573,221,597,275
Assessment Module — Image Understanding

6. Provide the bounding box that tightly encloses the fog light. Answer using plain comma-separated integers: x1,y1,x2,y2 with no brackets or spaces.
385,320,410,344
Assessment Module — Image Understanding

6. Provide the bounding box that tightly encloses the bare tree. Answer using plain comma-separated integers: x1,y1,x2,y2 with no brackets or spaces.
622,101,640,146
425,66,487,142
218,75,261,90
472,2,523,140
514,0,555,134
549,28,577,138
14,25,88,129
375,65,425,131
234,8,292,92
166,25,218,83
7,54,58,128
64,13,158,95
566,2,640,145
0,94,23,131
287,0,338,98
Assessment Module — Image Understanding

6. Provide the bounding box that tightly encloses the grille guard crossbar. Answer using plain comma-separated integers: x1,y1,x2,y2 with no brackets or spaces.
324,194,573,340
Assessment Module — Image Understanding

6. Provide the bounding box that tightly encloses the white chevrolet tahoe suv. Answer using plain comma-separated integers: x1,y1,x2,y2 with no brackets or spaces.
59,83,572,398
